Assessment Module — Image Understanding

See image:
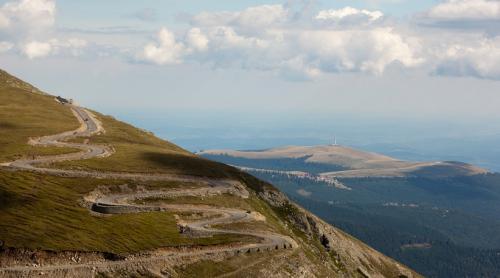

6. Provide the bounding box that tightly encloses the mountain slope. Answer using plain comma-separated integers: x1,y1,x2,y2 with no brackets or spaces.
0,69,419,277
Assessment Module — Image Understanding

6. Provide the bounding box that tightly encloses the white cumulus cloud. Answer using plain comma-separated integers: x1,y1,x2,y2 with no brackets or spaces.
22,40,52,58
296,28,422,75
416,0,500,79
435,37,500,79
191,4,288,32
427,0,500,20
139,5,421,79
0,0,56,35
316,7,384,24
0,0,89,59
141,28,186,65
21,38,87,59
186,28,209,51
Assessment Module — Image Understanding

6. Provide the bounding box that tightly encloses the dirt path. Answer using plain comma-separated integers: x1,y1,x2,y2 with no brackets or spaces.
0,104,297,276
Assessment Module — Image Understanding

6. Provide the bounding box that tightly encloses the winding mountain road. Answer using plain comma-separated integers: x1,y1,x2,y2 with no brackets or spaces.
2,106,110,170
0,104,297,276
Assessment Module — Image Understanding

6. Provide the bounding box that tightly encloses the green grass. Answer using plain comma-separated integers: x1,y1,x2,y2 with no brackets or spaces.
0,171,256,254
174,259,236,277
0,83,80,162
0,168,288,255
51,112,250,179
135,193,253,211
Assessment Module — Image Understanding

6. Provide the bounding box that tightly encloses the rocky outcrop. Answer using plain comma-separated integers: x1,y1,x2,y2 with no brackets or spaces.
258,186,420,278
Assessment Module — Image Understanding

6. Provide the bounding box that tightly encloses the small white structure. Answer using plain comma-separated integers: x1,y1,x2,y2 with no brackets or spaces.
332,136,338,146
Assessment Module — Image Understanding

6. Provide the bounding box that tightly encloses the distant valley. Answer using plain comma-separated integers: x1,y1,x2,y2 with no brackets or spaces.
201,145,500,277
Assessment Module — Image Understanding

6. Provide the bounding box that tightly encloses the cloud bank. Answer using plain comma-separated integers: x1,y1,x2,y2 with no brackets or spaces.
1,0,499,81
135,2,500,80
0,0,56,34
315,7,384,25
0,0,87,59
416,0,500,79
427,0,500,20
435,37,500,79
139,5,422,79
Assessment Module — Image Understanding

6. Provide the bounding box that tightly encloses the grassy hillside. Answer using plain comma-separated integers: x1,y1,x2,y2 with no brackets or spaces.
0,70,277,255
0,71,80,162
0,69,419,277
0,171,256,254
51,112,246,178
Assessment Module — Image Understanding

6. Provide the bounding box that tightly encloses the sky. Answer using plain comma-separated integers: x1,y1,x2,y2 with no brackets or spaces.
1,0,500,169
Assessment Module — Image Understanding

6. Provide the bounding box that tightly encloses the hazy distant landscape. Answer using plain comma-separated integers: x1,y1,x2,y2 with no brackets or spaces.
114,111,500,172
